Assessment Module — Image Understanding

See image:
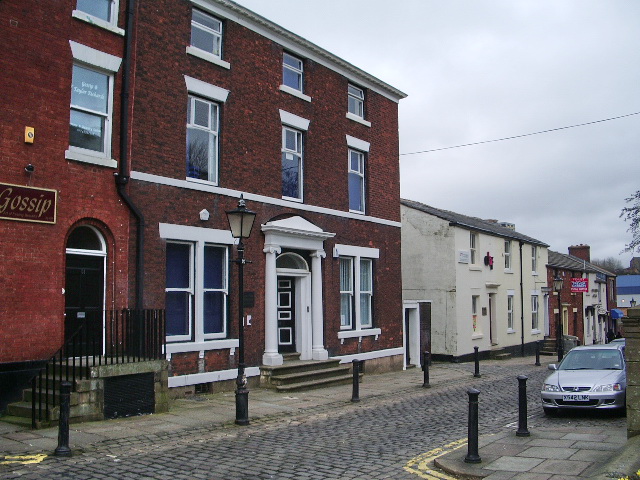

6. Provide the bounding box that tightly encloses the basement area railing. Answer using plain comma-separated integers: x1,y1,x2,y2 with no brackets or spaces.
31,308,165,428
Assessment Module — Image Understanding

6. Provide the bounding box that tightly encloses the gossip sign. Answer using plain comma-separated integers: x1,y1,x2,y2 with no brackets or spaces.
0,182,57,224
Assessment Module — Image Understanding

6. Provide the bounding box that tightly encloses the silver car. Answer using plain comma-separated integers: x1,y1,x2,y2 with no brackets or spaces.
541,344,626,414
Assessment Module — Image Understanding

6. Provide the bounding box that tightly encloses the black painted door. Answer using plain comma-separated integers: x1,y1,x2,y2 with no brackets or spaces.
65,255,104,355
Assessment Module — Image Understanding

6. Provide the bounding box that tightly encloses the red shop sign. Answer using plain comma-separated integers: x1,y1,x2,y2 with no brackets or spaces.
570,278,589,293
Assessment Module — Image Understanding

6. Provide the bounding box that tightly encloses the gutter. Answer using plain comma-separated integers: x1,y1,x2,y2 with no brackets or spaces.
115,0,144,310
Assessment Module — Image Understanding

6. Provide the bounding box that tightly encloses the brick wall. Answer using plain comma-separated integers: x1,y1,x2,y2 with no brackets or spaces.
0,1,131,363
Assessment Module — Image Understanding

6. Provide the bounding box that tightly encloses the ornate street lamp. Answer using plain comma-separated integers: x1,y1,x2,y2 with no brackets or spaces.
553,275,564,361
226,194,256,426
631,298,637,308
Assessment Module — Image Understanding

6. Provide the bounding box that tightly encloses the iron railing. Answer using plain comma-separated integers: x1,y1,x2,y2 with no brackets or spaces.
31,309,165,428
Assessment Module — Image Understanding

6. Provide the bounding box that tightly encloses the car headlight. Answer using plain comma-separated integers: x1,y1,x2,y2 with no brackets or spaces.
543,383,561,392
592,383,622,392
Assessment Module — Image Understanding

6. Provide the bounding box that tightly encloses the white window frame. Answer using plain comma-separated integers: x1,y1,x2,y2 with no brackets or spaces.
187,9,230,69
165,241,195,342
504,240,511,270
281,126,304,202
335,244,379,333
348,84,364,118
73,0,124,36
283,52,303,91
470,232,477,265
340,257,354,329
280,53,311,102
359,258,373,328
348,149,365,213
160,224,233,344
507,293,515,331
186,95,219,185
472,295,480,333
531,295,539,331
531,245,538,273
66,42,122,168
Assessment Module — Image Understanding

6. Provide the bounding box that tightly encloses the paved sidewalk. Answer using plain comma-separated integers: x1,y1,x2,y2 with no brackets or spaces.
0,355,636,480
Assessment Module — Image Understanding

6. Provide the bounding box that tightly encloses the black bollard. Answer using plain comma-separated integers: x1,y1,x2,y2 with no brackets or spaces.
351,359,361,402
54,381,72,457
473,346,481,378
422,351,431,388
464,388,481,464
516,375,530,437
535,341,541,366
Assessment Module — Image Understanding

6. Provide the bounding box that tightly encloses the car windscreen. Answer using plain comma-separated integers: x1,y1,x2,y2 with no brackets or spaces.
558,349,623,371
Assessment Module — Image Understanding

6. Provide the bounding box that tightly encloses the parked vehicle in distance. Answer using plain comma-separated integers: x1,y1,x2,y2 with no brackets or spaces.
610,337,625,345
541,344,626,414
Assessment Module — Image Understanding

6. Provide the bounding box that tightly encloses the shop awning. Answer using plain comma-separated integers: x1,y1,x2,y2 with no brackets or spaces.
611,308,624,319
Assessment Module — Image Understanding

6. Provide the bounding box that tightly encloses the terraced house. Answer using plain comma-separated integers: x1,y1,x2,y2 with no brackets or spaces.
401,200,549,363
0,0,407,413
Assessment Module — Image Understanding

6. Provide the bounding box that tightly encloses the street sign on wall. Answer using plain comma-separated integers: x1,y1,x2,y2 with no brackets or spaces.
571,278,589,293
0,182,57,224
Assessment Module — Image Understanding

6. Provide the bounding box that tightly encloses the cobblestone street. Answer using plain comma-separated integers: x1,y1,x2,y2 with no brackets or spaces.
1,359,626,480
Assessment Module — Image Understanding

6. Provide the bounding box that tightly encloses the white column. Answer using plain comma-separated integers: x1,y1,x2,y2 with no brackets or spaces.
263,245,283,365
310,250,329,360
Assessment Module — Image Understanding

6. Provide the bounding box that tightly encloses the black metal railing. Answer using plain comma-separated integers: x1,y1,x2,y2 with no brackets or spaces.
31,309,165,428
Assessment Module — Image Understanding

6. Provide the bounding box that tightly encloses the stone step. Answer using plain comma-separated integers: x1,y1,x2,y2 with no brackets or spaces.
274,374,355,392
269,366,352,387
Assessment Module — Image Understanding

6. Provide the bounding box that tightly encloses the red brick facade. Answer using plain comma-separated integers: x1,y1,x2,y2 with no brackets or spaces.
127,0,405,385
1,0,405,392
0,1,131,365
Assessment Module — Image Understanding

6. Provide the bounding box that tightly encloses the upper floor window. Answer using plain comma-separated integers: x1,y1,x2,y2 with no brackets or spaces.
282,126,303,201
76,0,116,24
283,53,303,92
504,240,512,269
348,85,364,118
191,9,222,58
69,65,112,156
531,245,538,272
470,232,477,264
186,95,219,184
348,149,365,213
67,42,122,168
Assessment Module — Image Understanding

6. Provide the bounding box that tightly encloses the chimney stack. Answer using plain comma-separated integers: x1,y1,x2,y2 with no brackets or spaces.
568,244,591,262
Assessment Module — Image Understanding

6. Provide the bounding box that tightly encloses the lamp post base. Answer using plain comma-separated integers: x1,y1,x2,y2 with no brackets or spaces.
235,387,249,426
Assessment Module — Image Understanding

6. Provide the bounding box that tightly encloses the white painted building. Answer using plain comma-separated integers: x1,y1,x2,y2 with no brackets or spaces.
401,199,549,362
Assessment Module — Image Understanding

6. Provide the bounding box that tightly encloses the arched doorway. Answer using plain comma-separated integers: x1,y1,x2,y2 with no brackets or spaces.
65,225,107,354
276,252,309,355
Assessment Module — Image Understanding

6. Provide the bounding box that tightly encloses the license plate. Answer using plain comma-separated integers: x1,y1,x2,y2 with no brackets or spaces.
563,394,590,402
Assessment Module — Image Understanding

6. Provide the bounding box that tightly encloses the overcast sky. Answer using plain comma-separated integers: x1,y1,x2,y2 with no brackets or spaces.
235,0,640,267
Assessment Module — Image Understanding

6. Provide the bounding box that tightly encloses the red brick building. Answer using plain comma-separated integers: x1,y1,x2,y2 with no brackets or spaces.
546,245,617,348
126,0,406,390
1,0,406,398
0,0,133,406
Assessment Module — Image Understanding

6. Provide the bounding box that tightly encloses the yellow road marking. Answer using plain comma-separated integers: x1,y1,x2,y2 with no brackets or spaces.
0,454,48,465
404,438,468,479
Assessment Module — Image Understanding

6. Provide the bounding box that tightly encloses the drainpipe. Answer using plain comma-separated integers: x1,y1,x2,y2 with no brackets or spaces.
519,242,524,356
115,0,144,310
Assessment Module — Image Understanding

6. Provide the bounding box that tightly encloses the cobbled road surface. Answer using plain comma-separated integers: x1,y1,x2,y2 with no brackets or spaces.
1,361,625,480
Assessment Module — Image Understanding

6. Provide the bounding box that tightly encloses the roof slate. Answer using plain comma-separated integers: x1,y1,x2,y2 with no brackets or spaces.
547,250,616,277
400,199,549,247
